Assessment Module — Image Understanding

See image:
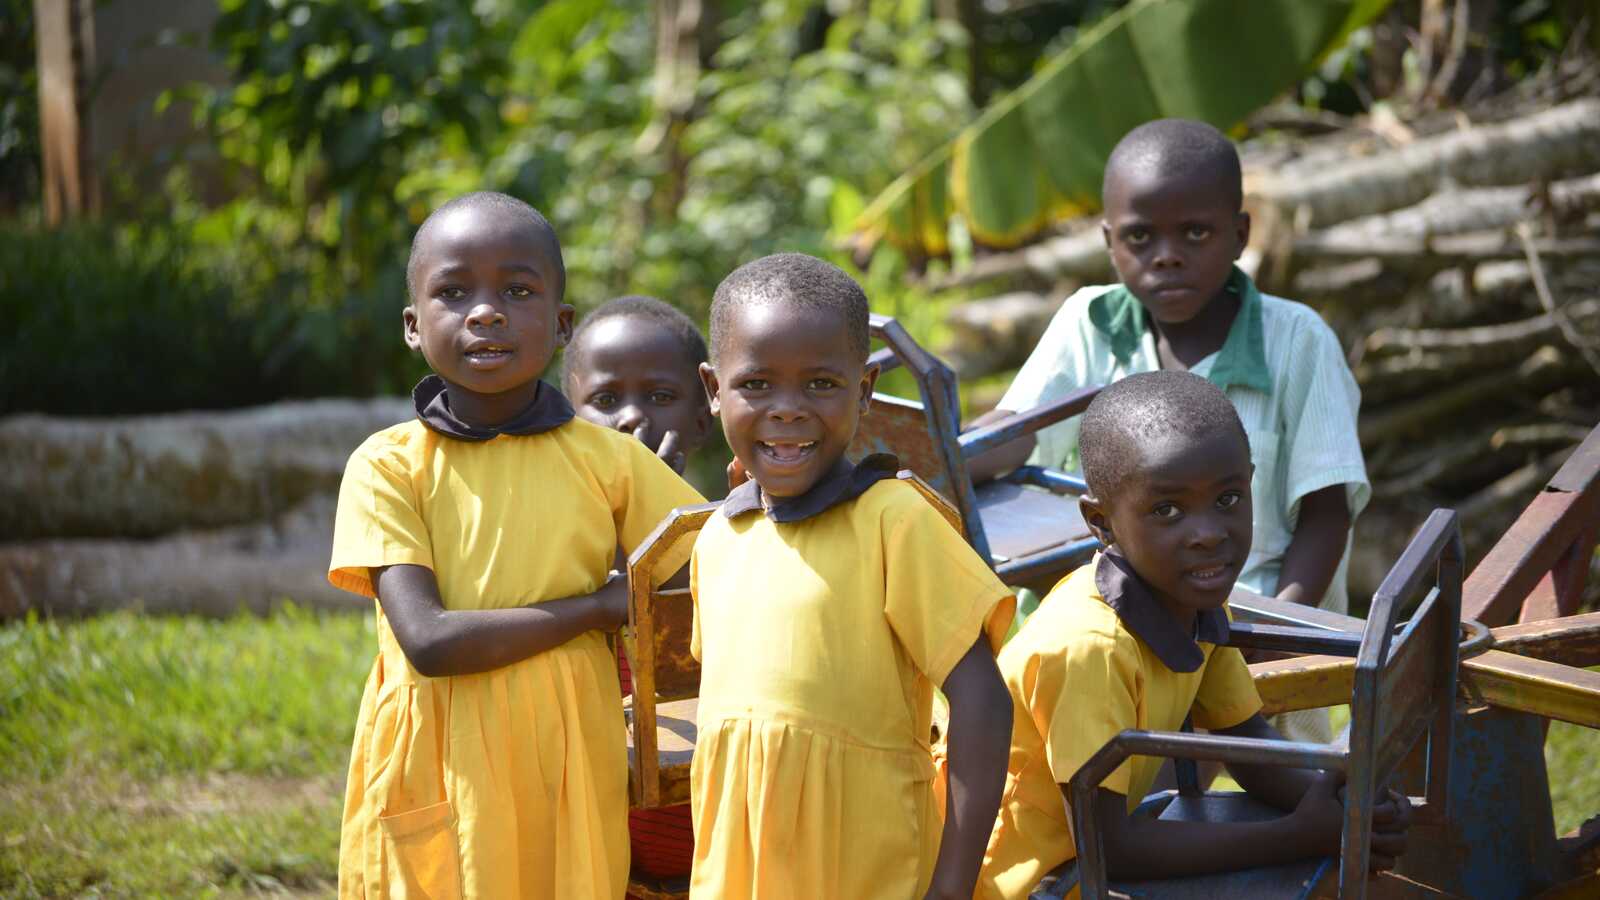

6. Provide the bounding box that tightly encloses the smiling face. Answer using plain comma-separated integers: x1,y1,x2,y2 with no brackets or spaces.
1081,427,1253,625
1101,165,1249,327
700,302,878,499
568,316,710,454
404,204,573,426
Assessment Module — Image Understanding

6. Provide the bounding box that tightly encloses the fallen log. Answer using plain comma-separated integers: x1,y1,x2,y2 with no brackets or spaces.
1363,299,1600,357
1357,346,1583,446
0,496,351,619
941,290,1063,378
1290,230,1600,276
1306,172,1600,245
0,397,412,540
1255,97,1600,227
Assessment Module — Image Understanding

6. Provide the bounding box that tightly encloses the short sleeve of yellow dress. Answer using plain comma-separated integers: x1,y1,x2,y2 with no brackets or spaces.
689,474,1013,900
329,416,703,900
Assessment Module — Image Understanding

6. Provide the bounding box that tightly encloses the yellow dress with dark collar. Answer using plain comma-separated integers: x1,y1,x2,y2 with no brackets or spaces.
328,377,704,900
688,457,1015,900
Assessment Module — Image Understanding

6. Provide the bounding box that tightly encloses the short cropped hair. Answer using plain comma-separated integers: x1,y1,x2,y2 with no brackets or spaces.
709,253,870,362
562,295,708,393
405,191,565,300
1103,119,1243,210
1079,370,1248,498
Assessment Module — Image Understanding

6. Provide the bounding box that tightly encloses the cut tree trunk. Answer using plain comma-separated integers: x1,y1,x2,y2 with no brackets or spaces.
0,397,411,540
0,496,350,619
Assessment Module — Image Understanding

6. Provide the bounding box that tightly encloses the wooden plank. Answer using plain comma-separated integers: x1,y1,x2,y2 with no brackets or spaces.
1252,613,1600,715
1465,425,1600,627
1461,651,1600,729
1489,612,1600,668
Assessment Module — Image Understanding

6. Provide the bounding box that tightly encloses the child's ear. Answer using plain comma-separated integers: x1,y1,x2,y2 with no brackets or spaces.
403,305,422,352
1100,218,1112,251
698,362,722,417
553,302,576,348
856,361,881,414
1233,211,1251,260
1080,494,1113,547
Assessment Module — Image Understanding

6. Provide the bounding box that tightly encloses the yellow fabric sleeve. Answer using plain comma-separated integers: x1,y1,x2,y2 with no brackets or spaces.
882,491,1016,687
328,442,434,599
606,435,706,577
1033,631,1139,795
1191,645,1264,731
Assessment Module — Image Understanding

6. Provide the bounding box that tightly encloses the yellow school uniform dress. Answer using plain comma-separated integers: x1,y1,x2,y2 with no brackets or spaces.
976,551,1262,900
329,376,704,900
689,456,1015,900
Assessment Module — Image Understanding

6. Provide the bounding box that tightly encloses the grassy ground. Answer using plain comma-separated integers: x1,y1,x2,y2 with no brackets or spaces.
2,610,1596,896
0,608,371,898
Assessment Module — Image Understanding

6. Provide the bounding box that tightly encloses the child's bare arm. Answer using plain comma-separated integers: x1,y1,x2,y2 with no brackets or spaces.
373,563,627,678
925,636,1013,900
1275,485,1350,607
1214,714,1320,810
1079,777,1341,880
964,408,1034,484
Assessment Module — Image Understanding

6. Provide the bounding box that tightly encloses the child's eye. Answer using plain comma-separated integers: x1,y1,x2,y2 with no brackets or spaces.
1217,491,1242,510
1153,502,1181,520
505,284,534,298
740,379,769,391
649,390,677,405
438,286,466,300
808,378,839,391
1185,225,1212,241
587,392,617,409
1124,228,1150,246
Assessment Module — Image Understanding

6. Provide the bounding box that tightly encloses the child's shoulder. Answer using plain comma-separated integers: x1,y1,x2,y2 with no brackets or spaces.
1258,291,1342,345
348,419,430,468
1010,565,1138,658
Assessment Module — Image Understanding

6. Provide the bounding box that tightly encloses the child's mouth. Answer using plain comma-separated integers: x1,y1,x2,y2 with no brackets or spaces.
465,346,514,364
756,441,818,466
1184,563,1232,589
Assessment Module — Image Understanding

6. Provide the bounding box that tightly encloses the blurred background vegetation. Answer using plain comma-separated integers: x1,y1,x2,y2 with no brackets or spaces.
2,0,1589,415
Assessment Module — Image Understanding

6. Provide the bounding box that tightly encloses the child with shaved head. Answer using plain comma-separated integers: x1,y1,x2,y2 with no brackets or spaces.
975,371,1408,898
329,192,705,898
970,120,1368,745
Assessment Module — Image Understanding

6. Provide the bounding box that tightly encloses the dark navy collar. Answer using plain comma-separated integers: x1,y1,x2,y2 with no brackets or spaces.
1095,549,1230,673
412,374,575,442
722,453,900,523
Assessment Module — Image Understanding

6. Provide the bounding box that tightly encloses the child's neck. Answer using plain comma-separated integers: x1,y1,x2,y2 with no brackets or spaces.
1148,289,1240,372
443,379,545,429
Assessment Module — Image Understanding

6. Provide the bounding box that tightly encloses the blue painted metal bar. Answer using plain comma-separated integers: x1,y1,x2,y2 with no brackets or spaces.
866,346,901,376
993,536,1100,585
956,386,1100,460
1227,623,1363,657
1005,465,1088,495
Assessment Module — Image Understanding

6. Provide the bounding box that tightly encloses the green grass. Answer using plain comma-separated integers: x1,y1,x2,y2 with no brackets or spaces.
0,608,372,897
2,610,1597,895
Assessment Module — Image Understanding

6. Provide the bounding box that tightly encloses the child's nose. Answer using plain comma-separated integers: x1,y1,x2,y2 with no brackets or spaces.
616,404,648,433
466,301,507,328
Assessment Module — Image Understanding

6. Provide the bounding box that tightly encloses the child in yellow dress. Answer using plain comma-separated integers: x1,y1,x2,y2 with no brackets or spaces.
564,294,715,884
328,192,704,899
689,253,1017,899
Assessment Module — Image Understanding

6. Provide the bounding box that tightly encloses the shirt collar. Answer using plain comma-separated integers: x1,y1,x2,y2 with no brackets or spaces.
412,374,575,442
1094,548,1230,673
1086,266,1271,395
722,453,900,523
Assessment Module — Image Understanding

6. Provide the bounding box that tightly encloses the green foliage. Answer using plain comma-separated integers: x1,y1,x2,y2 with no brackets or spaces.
854,0,1394,256
0,0,39,212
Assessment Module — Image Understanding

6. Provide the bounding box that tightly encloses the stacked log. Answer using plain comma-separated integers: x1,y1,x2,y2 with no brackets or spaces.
935,93,1600,603
0,398,412,618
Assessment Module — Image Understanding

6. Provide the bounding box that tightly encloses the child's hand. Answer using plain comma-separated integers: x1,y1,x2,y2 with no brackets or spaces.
1290,770,1346,857
727,456,749,491
1365,786,1412,871
635,423,687,473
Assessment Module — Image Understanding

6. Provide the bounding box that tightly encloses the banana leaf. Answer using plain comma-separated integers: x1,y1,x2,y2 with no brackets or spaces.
853,0,1392,257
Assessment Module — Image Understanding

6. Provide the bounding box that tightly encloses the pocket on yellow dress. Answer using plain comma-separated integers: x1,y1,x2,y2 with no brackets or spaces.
378,800,462,900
